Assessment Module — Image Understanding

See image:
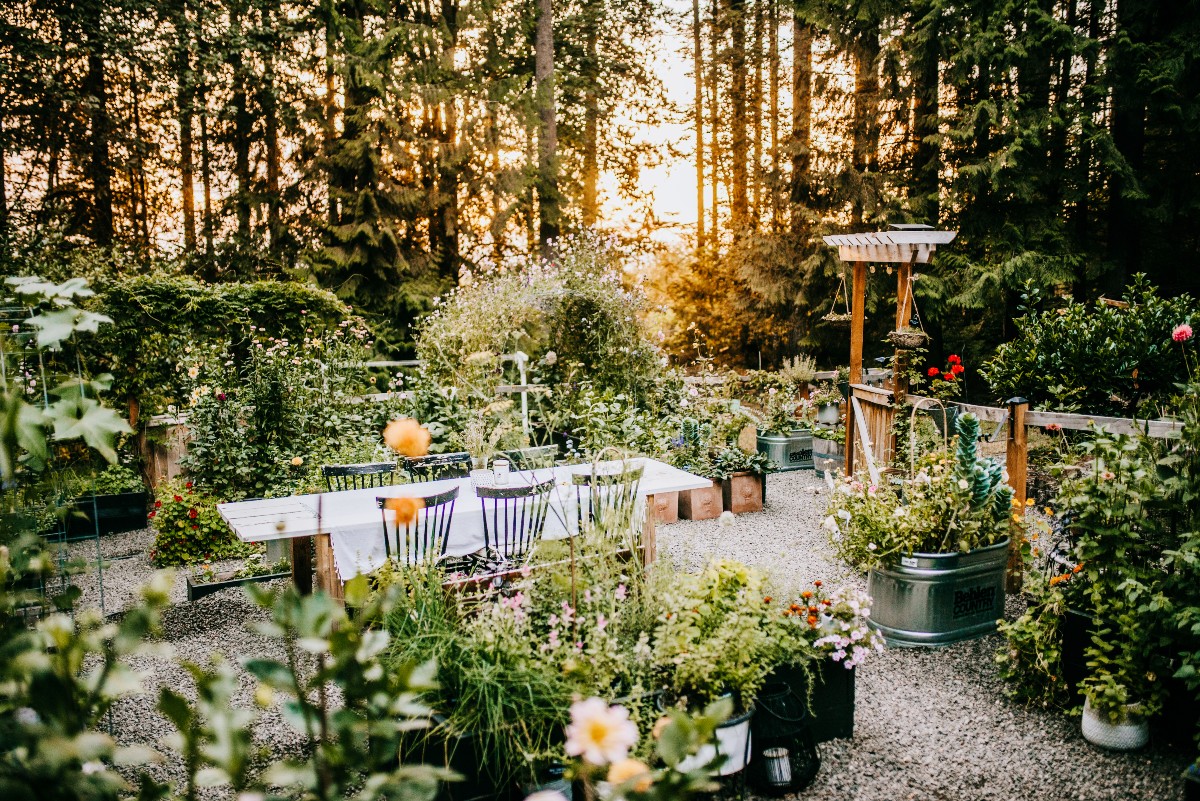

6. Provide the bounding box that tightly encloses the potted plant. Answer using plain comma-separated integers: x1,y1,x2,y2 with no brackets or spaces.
810,382,842,427
710,448,775,514
668,417,723,520
886,326,928,350
652,559,779,775
768,581,882,742
67,464,149,538
777,354,817,397
755,392,814,472
825,413,1013,646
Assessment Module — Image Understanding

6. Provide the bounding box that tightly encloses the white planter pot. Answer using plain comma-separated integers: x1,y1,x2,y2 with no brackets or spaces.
677,705,755,776
1081,696,1149,751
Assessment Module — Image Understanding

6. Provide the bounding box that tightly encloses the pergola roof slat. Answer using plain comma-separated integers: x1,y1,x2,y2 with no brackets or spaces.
823,229,956,263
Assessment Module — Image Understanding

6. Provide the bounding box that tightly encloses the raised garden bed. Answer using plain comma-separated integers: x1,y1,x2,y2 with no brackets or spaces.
186,569,291,602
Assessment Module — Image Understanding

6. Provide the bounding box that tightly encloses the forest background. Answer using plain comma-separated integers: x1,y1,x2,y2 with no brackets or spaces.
2,0,1197,382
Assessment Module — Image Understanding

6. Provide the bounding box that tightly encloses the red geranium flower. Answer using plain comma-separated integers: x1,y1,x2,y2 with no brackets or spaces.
148,510,156,519
927,366,940,377
191,523,199,529
948,354,961,365
173,495,183,503
155,500,162,508
943,372,956,381
951,363,965,375
185,482,193,489
188,508,198,519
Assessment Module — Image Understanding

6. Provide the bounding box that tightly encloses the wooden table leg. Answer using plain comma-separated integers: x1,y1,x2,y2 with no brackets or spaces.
642,494,657,566
290,535,313,595
313,532,345,603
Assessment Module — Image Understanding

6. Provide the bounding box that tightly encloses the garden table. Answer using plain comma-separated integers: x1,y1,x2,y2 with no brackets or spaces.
217,458,710,600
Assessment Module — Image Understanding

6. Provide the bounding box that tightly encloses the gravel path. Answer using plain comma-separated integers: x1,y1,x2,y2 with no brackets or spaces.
661,470,1193,801
65,470,1192,800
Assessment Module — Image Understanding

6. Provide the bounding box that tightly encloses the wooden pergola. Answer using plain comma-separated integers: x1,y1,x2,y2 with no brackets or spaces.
821,225,958,478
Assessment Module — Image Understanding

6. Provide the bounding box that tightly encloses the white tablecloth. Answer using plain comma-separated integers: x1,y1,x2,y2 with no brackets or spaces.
218,459,712,582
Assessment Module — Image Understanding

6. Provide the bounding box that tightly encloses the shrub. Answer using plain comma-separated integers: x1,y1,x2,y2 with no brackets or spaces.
148,480,248,567
982,275,1197,417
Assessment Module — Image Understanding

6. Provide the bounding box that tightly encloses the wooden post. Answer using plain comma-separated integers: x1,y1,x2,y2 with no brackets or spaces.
849,261,866,384
1005,397,1029,593
892,260,912,401
642,495,657,565
314,533,341,600
290,535,313,595
845,260,867,476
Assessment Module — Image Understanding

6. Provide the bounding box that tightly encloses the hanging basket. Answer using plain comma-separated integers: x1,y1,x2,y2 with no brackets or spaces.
887,328,928,349
821,311,853,326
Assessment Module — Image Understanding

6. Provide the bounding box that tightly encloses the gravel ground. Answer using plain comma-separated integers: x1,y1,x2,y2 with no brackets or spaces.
64,470,1193,800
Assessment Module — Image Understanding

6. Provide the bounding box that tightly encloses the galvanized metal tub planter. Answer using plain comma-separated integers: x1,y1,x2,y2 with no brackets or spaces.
866,538,1009,647
756,429,814,472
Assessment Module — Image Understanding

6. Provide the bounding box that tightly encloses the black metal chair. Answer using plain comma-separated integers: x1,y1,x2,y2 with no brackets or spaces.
476,479,555,563
321,462,397,492
402,452,472,483
572,465,644,540
377,487,459,565
502,445,558,471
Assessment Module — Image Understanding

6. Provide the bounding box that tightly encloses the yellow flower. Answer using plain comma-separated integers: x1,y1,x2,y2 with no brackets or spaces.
1011,513,1022,523
383,496,425,528
383,417,431,457
564,697,638,765
291,456,304,466
1025,498,1035,507
607,758,652,793
1044,507,1054,516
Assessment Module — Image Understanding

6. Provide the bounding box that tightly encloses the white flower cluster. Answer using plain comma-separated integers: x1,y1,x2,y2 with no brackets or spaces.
811,587,884,669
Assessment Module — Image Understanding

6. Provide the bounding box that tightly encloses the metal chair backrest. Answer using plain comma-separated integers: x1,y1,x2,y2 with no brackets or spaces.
502,445,558,471
476,479,554,561
402,452,472,483
322,462,397,492
572,465,644,539
377,487,459,565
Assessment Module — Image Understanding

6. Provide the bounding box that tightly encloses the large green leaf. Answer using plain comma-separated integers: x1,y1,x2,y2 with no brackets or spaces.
48,395,132,463
27,307,113,351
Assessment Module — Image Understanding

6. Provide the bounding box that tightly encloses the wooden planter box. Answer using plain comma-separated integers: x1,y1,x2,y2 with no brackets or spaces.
186,570,290,602
653,491,679,525
721,471,763,514
678,481,722,520
66,491,150,538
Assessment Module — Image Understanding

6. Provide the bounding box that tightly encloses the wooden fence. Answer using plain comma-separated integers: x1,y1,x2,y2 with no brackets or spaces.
844,388,1185,590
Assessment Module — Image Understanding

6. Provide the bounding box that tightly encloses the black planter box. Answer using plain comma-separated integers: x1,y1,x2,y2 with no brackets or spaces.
186,570,290,602
769,660,855,742
402,715,519,801
67,491,149,538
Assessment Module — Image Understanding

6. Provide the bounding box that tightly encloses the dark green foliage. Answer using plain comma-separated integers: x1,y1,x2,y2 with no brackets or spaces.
79,273,349,420
982,277,1197,416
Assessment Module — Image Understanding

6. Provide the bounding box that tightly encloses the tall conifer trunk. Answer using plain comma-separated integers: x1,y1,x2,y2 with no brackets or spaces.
729,0,749,231
790,16,812,220
693,0,706,250
535,0,560,255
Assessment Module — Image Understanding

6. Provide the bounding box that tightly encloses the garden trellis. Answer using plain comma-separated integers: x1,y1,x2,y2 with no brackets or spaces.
820,224,958,478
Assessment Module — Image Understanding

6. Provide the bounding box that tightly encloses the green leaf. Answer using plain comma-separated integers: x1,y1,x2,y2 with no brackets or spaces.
47,395,132,463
